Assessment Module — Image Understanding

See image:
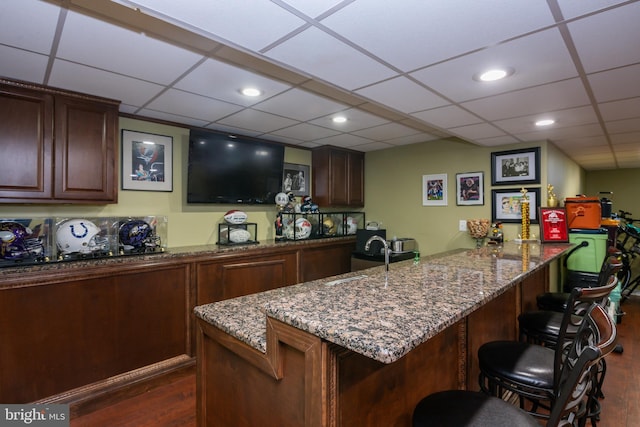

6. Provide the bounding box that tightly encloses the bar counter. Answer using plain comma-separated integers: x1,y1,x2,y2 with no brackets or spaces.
194,242,572,426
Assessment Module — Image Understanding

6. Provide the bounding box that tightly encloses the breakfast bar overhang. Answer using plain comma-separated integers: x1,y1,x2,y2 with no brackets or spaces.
194,242,572,426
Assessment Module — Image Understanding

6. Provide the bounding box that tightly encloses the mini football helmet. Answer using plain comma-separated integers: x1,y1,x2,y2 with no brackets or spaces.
119,219,158,249
0,221,44,260
56,219,108,255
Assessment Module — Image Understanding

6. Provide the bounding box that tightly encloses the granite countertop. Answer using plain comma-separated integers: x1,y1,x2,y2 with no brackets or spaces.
194,241,572,364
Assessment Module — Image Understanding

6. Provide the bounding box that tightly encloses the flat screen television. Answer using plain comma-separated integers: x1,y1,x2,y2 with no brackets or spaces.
187,129,284,204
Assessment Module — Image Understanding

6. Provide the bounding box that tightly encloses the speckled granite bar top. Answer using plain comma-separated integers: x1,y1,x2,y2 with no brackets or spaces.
194,242,572,364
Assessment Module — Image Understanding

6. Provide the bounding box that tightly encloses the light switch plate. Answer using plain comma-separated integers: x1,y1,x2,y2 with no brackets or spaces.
459,220,467,232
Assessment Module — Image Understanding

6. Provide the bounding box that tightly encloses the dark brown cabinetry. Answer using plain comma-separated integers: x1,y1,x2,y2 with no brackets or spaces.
0,78,119,204
312,145,364,207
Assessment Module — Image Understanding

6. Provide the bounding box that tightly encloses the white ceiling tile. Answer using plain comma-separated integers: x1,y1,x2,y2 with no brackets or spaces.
448,123,506,140
599,98,640,122
607,117,640,134
493,106,599,134
0,0,59,54
557,0,629,19
411,105,481,129
174,58,292,106
567,2,640,73
354,141,394,151
0,46,49,83
355,77,449,114
203,124,262,138
610,132,640,145
57,10,203,85
473,135,521,146
321,0,555,71
270,123,339,140
513,123,604,142
461,78,590,121
258,134,305,146
48,60,164,106
353,122,421,141
124,0,306,51
252,88,347,121
217,108,299,133
410,28,577,102
309,108,388,132
265,26,397,91
589,64,640,103
553,135,609,148
136,108,211,128
384,133,439,146
146,88,244,122
312,133,373,148
280,0,345,18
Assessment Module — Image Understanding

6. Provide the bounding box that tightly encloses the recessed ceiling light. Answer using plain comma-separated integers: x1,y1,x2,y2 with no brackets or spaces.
474,67,514,82
535,119,555,127
241,87,261,97
332,116,347,123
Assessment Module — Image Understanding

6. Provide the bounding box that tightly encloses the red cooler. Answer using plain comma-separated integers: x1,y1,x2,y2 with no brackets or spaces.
565,196,602,230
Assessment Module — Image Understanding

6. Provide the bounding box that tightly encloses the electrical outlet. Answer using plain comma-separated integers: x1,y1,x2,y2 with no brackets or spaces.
459,220,467,232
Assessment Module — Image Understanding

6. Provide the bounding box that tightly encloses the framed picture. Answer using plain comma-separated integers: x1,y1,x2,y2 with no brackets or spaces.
283,163,309,196
539,207,569,243
491,187,540,223
491,147,540,186
422,173,447,206
121,130,173,192
456,172,484,205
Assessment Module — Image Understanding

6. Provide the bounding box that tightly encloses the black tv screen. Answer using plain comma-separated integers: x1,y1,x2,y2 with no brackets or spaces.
187,129,284,204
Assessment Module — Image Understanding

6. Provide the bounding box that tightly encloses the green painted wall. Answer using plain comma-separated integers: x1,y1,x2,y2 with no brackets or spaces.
585,168,640,217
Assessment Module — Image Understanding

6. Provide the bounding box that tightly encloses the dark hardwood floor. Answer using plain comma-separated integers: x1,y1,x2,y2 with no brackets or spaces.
70,296,640,427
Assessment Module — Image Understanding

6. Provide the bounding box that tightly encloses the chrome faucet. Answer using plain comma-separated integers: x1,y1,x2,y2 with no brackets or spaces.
365,235,390,283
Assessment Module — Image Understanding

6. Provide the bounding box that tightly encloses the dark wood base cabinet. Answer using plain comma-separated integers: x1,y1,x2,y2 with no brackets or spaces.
0,238,355,417
196,265,549,427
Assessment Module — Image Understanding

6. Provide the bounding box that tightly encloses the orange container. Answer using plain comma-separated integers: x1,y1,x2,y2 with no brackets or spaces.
565,196,602,229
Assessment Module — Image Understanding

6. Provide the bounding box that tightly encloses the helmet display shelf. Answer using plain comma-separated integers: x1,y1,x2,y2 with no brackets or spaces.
279,212,364,241
0,218,53,267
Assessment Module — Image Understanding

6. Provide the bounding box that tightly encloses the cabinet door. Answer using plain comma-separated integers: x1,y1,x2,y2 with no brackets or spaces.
197,252,299,304
54,95,118,202
329,149,350,205
0,85,54,201
300,240,356,282
348,151,365,206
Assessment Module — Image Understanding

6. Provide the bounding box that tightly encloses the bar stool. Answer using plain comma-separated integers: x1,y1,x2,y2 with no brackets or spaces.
477,278,618,426
413,304,616,427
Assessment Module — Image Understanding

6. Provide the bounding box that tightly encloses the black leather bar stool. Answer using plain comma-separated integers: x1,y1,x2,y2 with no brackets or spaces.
477,278,618,426
413,304,616,427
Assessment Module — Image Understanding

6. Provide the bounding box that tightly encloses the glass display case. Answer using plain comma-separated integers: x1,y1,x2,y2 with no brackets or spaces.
279,212,364,241
116,216,168,255
217,223,258,246
0,217,54,267
54,217,117,261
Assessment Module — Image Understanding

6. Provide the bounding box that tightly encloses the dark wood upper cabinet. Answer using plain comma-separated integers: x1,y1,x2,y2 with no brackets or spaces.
0,78,119,204
312,145,365,207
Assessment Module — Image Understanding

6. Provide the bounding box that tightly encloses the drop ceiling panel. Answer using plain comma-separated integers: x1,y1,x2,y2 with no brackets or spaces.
252,88,347,121
493,106,599,134
611,132,640,145
57,10,202,85
599,98,640,122
216,108,299,133
321,0,556,72
0,46,49,83
449,123,506,140
355,76,449,114
607,118,640,134
385,133,438,146
513,123,604,142
0,0,58,54
313,133,374,148
120,0,305,51
411,105,481,129
461,78,590,121
567,2,640,73
309,108,389,132
353,122,422,141
264,26,397,91
145,88,244,122
281,0,345,18
474,135,521,146
557,0,629,19
174,58,292,106
270,123,340,141
49,60,164,105
410,28,577,103
588,64,640,103
136,108,211,128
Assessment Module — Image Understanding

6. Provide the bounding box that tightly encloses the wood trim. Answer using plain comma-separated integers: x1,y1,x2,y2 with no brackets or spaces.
0,77,120,106
37,355,194,418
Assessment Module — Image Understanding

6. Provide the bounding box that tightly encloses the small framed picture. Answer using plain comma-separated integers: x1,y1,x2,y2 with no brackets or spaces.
121,130,173,192
456,172,484,206
422,173,447,206
491,147,540,186
539,207,569,243
282,163,309,197
491,187,540,223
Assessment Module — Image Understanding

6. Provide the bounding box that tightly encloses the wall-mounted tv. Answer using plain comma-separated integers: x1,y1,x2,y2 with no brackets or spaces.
187,129,284,204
